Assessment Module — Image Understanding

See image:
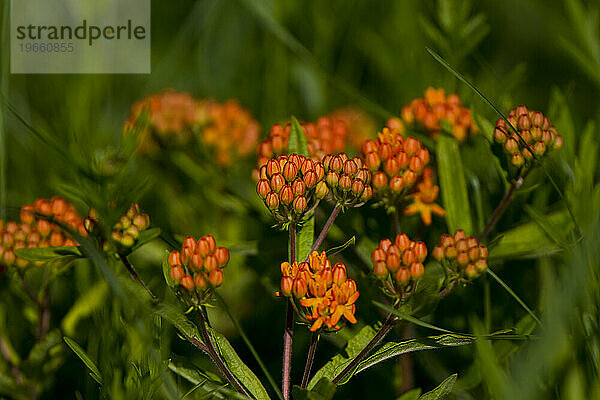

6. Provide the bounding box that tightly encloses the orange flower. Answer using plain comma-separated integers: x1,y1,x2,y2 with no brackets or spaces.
279,251,359,332
404,169,445,225
402,87,478,142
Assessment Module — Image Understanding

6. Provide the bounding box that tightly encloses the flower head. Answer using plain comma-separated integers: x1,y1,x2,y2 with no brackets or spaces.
278,251,359,332
361,126,429,207
432,230,488,280
166,235,230,304
402,87,478,142
256,153,327,226
371,233,427,299
493,105,563,166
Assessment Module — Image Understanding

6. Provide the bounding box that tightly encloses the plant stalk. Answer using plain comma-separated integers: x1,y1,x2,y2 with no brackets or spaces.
118,253,157,300
307,204,341,260
282,226,296,400
301,332,319,388
196,308,249,396
478,167,531,242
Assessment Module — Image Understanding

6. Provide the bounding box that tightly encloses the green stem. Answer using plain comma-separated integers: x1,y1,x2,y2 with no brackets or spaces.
118,253,157,300
306,204,341,260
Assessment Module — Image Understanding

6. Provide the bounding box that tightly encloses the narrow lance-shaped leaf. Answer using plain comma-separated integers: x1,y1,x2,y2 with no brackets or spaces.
419,374,457,400
293,378,336,400
63,336,103,385
437,134,474,234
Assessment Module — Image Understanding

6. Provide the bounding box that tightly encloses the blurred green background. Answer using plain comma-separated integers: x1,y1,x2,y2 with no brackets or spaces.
1,0,599,399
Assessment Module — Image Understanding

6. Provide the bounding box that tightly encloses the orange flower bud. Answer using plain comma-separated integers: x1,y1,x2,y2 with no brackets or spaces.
373,172,388,191
414,241,427,262
456,239,468,252
266,192,280,210
326,171,339,188
20,205,35,224
410,261,425,280
468,247,481,261
389,176,404,193
395,267,411,286
402,248,416,266
333,265,347,286
257,179,271,199
270,173,285,193
365,152,381,171
378,143,392,160
197,238,210,257
266,159,281,178
456,251,470,266
360,186,373,202
279,185,294,205
379,239,392,252
371,248,386,262
384,158,400,177
170,265,184,282
208,268,224,287
373,261,388,279
168,251,181,267
475,258,488,272
386,253,401,272
303,170,318,188
351,179,365,197
405,137,420,156
37,220,51,237
280,276,293,296
343,159,358,176
315,181,329,199
191,253,204,270
283,161,298,182
432,245,444,260
292,179,306,197
465,263,478,279
195,273,208,289
293,196,308,214
292,278,307,298
215,247,229,267
445,246,457,258
204,255,218,273
181,275,195,291
395,233,410,250
338,174,352,192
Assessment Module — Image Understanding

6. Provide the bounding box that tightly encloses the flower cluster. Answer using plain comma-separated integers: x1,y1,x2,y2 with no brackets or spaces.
256,154,328,225
166,235,230,303
402,87,478,141
255,118,349,176
361,127,429,206
0,197,85,269
371,234,426,298
404,167,445,225
197,99,260,166
126,90,200,154
84,203,151,254
279,251,359,332
493,105,563,167
432,230,488,279
322,153,373,207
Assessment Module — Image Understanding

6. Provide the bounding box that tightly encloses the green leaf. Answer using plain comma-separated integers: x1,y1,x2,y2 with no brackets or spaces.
419,374,457,400
14,246,82,261
307,324,378,389
23,329,62,368
0,371,29,400
293,378,336,400
297,216,315,262
153,302,200,339
130,227,162,252
209,329,270,400
63,336,102,385
372,302,453,334
397,388,421,400
437,135,474,234
61,281,109,336
288,115,309,156
488,210,571,260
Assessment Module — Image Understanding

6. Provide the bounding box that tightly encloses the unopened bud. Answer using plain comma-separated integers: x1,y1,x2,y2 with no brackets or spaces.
395,267,411,286
279,185,294,205
208,268,224,287
410,261,425,280
257,179,271,199
181,275,195,290
293,196,308,214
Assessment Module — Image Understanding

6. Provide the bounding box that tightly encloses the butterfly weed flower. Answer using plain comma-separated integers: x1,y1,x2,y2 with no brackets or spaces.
0,197,85,270
371,233,427,299
256,153,327,227
493,105,563,167
125,90,200,154
166,235,229,304
432,229,488,280
197,99,260,167
361,126,430,209
401,87,478,142
403,167,445,225
277,251,359,332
